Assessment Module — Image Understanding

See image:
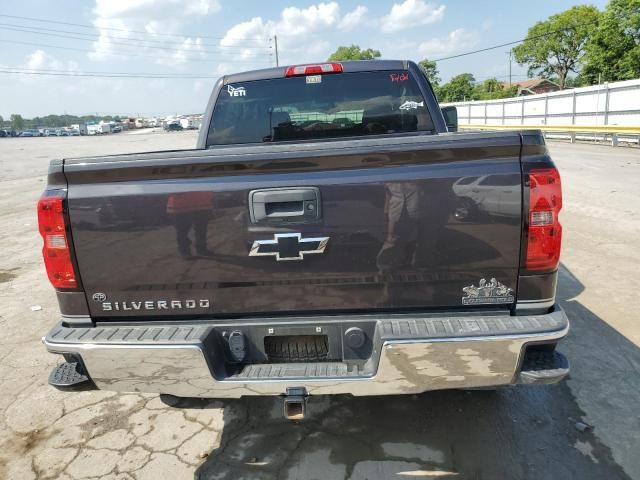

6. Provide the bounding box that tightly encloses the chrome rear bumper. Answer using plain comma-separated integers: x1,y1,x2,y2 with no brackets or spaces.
43,307,569,398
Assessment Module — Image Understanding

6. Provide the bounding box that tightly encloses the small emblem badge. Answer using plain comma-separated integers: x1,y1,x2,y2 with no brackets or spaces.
249,233,329,261
92,292,107,302
462,278,514,305
399,100,424,110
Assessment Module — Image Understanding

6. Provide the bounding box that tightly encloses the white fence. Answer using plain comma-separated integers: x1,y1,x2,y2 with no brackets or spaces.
442,78,640,128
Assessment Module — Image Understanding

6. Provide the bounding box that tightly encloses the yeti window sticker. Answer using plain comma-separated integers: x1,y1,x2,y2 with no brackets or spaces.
227,85,246,97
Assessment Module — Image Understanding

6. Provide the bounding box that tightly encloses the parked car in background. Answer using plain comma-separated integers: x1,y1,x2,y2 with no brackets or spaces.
112,125,122,133
452,174,520,220
180,118,194,130
164,122,183,131
70,129,80,136
58,129,70,136
19,130,35,137
45,129,58,137
87,125,100,135
0,129,6,137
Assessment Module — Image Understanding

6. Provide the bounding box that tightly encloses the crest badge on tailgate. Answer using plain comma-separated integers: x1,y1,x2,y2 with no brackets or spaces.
462,278,514,305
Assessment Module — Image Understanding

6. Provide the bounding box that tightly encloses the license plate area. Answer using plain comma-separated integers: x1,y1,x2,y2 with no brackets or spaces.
210,322,375,375
264,335,330,363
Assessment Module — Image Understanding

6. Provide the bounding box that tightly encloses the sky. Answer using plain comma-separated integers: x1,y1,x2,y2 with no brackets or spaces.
0,0,608,118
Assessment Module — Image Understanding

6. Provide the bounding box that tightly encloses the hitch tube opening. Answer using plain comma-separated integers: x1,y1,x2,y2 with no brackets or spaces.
283,387,308,420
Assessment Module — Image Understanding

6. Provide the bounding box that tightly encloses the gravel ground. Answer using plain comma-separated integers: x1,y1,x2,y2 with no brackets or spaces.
0,131,638,480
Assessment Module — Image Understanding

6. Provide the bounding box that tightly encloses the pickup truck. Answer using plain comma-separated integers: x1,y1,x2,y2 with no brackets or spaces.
40,60,568,419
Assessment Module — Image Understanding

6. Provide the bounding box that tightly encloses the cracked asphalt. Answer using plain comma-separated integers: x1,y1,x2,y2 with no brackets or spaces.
0,131,638,479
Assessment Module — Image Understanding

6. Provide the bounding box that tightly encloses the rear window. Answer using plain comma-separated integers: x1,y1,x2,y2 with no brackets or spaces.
207,71,434,146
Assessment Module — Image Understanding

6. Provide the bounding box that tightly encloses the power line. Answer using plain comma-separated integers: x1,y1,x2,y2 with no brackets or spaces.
433,20,599,63
0,13,271,42
0,22,271,50
434,39,530,62
0,39,273,64
474,73,529,81
0,25,270,52
0,67,220,79
10,66,212,77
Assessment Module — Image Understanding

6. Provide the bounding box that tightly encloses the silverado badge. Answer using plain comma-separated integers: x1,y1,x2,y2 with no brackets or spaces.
249,233,329,261
462,278,514,305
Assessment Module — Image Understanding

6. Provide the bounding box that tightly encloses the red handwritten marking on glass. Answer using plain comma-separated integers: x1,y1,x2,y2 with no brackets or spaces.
389,72,409,82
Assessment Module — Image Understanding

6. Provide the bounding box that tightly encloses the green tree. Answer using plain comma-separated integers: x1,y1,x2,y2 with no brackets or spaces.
418,58,441,86
474,78,518,100
327,45,381,61
582,0,640,84
513,5,600,89
480,78,501,94
10,114,24,130
550,75,585,88
438,73,477,102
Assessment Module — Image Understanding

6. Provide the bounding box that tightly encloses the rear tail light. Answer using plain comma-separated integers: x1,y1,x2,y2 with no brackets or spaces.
526,168,562,271
285,63,343,77
38,194,78,289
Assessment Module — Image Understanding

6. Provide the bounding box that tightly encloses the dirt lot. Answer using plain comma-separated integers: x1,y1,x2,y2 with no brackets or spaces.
0,131,638,479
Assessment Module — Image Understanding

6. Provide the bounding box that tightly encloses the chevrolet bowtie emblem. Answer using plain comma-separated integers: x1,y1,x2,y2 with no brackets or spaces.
249,233,329,261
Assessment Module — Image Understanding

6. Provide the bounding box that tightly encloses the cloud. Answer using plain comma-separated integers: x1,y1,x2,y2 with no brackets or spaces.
154,37,207,66
278,3,341,35
90,0,220,64
417,28,477,58
338,6,369,31
220,2,368,63
219,17,270,61
10,50,89,95
381,0,445,33
16,50,80,83
94,0,219,20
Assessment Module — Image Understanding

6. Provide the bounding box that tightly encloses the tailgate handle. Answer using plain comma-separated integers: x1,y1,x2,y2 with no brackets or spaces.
249,187,320,223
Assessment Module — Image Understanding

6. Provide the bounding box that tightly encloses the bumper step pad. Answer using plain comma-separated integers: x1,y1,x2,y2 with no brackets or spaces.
230,362,359,380
48,361,96,391
518,351,569,385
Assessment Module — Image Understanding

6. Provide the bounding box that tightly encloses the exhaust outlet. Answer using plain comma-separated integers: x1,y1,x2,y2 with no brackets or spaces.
283,387,307,421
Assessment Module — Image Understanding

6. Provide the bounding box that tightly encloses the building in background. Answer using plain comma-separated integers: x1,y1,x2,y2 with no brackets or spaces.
511,79,561,96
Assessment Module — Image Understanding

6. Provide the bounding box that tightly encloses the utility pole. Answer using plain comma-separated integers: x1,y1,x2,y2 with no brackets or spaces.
507,49,512,87
273,35,279,67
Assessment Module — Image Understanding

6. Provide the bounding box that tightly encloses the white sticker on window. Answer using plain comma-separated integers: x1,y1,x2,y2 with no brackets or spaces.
306,75,322,84
227,85,246,97
399,100,424,110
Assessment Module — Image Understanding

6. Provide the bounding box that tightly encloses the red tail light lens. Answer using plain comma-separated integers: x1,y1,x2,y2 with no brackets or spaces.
38,195,77,288
526,168,562,271
285,63,343,77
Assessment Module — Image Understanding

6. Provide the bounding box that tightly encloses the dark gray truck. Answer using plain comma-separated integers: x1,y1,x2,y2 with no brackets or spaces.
40,60,568,419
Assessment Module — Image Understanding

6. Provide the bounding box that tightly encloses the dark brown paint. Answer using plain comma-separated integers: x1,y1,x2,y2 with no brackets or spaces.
62,133,525,319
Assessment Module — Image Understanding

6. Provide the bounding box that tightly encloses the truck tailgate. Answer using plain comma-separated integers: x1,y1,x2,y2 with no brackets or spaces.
63,133,523,319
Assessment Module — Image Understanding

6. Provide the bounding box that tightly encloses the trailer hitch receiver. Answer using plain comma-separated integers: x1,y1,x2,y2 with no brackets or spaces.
283,387,308,420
